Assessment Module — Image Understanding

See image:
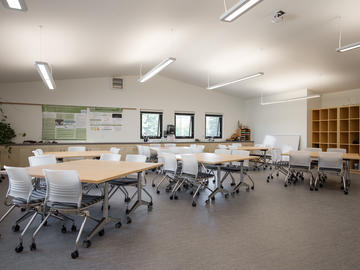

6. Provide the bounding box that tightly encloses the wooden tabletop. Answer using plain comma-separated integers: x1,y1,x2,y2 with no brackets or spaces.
43,150,112,159
282,152,360,160
176,153,258,165
26,159,162,184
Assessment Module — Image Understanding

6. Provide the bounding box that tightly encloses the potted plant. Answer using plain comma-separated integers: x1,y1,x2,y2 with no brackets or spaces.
0,104,16,151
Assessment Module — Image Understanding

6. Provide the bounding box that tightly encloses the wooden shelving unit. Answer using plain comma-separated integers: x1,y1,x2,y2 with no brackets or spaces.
236,128,251,142
312,105,360,173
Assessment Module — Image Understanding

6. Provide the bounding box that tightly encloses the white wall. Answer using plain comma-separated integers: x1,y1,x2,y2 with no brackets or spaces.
0,76,246,143
244,97,308,149
321,88,360,108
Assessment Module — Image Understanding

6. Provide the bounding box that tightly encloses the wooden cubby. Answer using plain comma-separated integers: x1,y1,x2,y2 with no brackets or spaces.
312,105,360,173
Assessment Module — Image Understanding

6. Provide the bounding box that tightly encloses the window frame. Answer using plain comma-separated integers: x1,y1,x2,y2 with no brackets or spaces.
174,113,195,139
205,114,223,139
140,111,163,139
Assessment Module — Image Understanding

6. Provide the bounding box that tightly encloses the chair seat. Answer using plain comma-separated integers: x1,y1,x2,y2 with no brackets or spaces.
12,189,46,205
50,194,104,209
110,177,138,186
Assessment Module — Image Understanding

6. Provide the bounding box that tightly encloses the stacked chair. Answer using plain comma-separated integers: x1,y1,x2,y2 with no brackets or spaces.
155,152,180,195
284,151,315,189
267,148,289,182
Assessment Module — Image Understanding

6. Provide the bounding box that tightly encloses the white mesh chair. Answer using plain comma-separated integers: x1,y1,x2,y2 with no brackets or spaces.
316,152,346,193
149,144,161,148
266,148,289,182
221,150,255,193
155,153,180,194
30,169,103,259
191,145,205,153
1,166,45,252
228,145,238,150
232,143,242,147
164,143,176,148
327,148,347,153
67,146,86,161
285,151,314,189
205,149,231,184
108,155,153,215
100,153,121,161
142,146,152,161
172,154,213,207
28,155,57,167
304,147,322,152
217,144,227,149
109,147,120,154
32,149,44,156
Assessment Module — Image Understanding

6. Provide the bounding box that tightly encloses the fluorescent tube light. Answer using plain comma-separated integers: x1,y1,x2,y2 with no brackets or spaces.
138,57,176,83
220,0,263,22
2,0,27,11
34,61,56,90
336,41,360,52
207,72,264,90
260,94,320,105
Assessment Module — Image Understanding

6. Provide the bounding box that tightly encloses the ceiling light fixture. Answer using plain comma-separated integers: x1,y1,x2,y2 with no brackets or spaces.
138,57,176,83
260,94,320,105
34,61,56,90
336,17,360,53
207,72,264,90
220,0,263,22
2,0,27,11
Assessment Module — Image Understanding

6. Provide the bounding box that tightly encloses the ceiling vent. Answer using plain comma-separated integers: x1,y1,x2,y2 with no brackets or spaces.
272,10,286,24
112,78,123,89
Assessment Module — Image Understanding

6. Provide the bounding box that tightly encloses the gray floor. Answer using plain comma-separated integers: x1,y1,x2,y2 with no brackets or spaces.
0,169,360,270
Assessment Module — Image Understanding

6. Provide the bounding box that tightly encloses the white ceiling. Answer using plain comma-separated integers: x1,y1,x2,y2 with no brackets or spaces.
1,0,360,98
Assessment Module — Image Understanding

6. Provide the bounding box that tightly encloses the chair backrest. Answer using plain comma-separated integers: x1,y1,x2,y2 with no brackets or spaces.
43,169,82,208
191,145,205,153
215,148,231,155
162,153,178,173
228,145,238,150
169,147,192,154
126,154,147,163
28,155,57,167
110,147,120,154
270,148,282,163
181,154,198,177
289,151,311,168
136,145,144,155
231,150,250,167
68,146,86,152
327,148,346,153
318,152,343,171
165,143,176,148
142,146,151,158
32,149,44,156
304,147,322,152
190,144,197,148
217,144,227,149
4,166,34,202
100,153,121,161
232,143,242,147
149,144,161,148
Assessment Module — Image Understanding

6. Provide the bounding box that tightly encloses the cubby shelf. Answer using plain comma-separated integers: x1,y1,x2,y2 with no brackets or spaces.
312,105,360,171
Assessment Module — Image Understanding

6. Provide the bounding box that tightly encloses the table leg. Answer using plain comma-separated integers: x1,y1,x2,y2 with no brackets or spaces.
127,172,152,216
207,165,229,200
344,160,350,194
232,161,248,193
86,182,121,241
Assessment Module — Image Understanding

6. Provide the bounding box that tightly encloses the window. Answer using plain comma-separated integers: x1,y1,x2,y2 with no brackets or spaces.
175,113,194,139
205,114,222,138
140,111,163,139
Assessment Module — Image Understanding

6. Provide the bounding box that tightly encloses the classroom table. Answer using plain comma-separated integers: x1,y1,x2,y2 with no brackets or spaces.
176,153,258,200
232,146,270,170
43,150,112,159
26,159,162,241
283,152,360,194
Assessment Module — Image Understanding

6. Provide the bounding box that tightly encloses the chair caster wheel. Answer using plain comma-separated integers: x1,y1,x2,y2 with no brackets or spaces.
225,194,229,198
276,173,279,177
149,201,153,206
101,205,110,210
115,222,122,229
236,190,239,194
315,188,318,191
152,184,155,187
71,224,77,232
15,243,23,253
192,202,197,207
174,196,178,200
319,184,323,188
190,191,194,195
212,180,216,184
12,224,20,232
221,185,224,189
43,220,48,226
148,204,153,211
230,183,235,186
344,191,348,195
125,198,131,203
125,209,130,214
71,250,79,259
21,208,26,212
156,190,160,194
61,225,67,233
266,179,269,183
83,240,91,248
169,195,173,200
251,186,254,190
30,242,36,251
271,176,274,179
98,229,105,237
310,187,313,191
211,196,215,201
284,184,287,187
127,217,132,224
205,200,209,204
